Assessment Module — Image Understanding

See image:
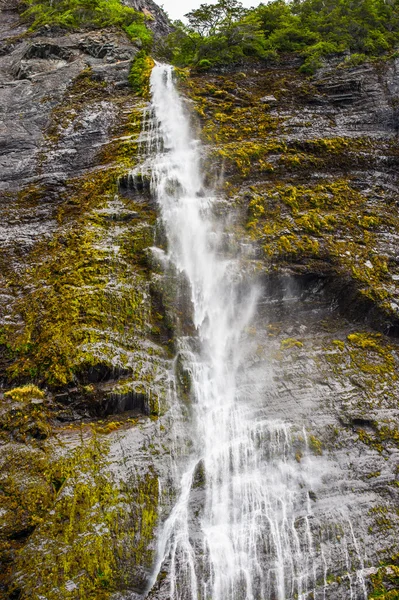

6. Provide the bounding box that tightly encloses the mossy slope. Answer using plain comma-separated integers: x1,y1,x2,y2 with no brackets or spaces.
0,17,168,599
0,427,159,599
182,62,399,329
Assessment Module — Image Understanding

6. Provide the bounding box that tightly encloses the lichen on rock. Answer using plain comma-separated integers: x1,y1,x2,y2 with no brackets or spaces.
0,2,171,597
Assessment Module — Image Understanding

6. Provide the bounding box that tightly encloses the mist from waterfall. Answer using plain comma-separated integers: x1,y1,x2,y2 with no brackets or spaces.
136,64,369,600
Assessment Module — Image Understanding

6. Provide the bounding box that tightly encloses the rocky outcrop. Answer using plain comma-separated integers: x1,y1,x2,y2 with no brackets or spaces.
184,58,399,331
122,0,171,38
0,4,170,393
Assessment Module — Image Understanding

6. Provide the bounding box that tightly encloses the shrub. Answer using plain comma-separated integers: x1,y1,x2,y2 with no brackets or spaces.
128,50,155,96
22,0,153,50
342,52,367,67
160,0,399,71
197,59,212,71
125,21,153,50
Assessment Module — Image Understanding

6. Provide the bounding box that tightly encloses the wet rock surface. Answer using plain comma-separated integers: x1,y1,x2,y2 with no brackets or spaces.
148,270,399,600
0,3,173,599
165,60,399,599
184,59,399,329
0,2,398,599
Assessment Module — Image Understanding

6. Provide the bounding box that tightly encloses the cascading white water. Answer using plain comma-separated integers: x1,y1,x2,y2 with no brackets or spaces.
137,64,368,600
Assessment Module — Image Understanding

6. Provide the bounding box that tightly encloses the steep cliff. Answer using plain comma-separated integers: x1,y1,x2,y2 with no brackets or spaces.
0,2,172,598
173,58,399,599
0,1,398,599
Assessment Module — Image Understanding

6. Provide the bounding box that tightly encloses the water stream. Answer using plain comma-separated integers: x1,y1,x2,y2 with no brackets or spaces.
135,64,368,600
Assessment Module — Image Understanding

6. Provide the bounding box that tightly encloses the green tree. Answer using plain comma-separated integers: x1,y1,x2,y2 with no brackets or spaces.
160,0,266,68
253,0,294,36
185,0,248,36
161,0,399,70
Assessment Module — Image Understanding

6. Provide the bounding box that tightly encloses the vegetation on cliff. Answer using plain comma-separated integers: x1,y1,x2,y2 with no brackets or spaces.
162,0,399,71
182,66,399,328
0,427,160,600
22,0,153,49
1,1,398,597
22,0,156,93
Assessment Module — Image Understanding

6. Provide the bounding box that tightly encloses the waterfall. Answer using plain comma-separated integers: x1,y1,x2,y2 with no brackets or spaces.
137,64,368,600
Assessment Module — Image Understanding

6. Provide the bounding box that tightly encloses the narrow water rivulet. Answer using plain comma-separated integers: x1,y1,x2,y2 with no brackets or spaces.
139,64,369,600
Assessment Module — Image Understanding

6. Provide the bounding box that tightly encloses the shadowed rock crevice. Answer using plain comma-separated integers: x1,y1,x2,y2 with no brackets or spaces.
24,42,73,60
259,272,399,336
102,389,149,416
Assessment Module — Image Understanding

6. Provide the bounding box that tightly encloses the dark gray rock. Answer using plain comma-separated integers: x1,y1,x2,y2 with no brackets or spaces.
122,0,172,38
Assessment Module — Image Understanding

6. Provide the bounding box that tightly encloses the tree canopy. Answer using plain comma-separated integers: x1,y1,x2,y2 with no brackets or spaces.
159,0,399,72
185,0,247,36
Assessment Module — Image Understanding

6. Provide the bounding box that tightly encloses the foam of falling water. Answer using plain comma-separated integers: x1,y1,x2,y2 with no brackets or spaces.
137,64,368,600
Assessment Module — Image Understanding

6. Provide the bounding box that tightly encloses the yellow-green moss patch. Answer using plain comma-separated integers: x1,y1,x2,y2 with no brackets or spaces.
11,432,159,599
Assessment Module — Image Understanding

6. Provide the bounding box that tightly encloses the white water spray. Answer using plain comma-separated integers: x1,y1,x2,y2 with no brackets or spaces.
137,64,368,600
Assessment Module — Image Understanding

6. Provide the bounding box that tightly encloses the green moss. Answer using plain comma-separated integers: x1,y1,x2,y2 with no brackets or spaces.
0,444,55,592
183,74,282,148
214,140,280,177
309,434,323,455
370,555,399,599
296,210,336,234
10,432,159,599
7,228,109,386
4,184,158,388
275,234,320,259
4,385,44,402
357,421,399,453
57,169,121,221
128,51,155,97
325,331,398,411
17,184,47,209
1,385,51,442
332,340,345,351
94,420,123,435
2,89,168,395
281,338,303,349
347,333,395,377
369,506,397,532
295,136,369,155
183,72,375,179
242,177,397,315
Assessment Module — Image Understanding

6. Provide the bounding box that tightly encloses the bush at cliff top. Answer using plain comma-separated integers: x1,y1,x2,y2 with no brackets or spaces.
23,0,153,48
160,10,268,67
126,21,153,51
160,0,399,70
256,0,399,56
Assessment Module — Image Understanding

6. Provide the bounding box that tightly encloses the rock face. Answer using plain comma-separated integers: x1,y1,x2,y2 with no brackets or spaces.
0,1,398,599
184,59,399,331
0,3,173,599
122,0,171,38
172,59,399,600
